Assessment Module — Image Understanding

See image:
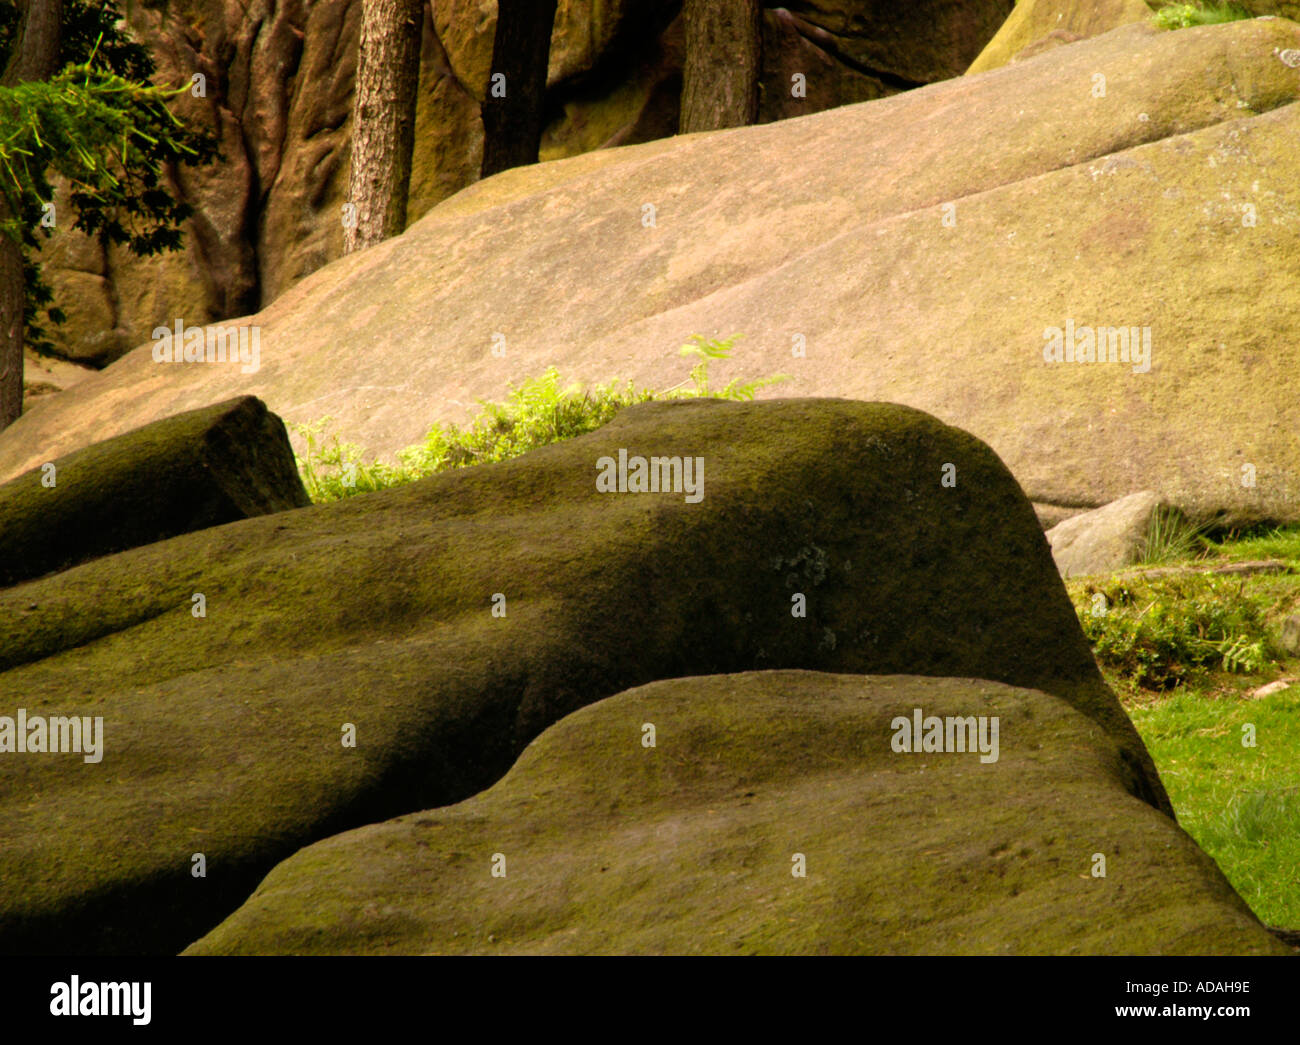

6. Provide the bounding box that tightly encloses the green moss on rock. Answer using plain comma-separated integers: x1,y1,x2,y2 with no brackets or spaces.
187,671,1284,956
0,398,1167,954
0,396,310,588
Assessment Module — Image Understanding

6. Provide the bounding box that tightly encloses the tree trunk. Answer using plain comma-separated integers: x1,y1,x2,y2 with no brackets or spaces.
0,214,24,432
679,0,761,133
0,0,63,433
480,0,559,179
0,0,61,86
344,0,423,254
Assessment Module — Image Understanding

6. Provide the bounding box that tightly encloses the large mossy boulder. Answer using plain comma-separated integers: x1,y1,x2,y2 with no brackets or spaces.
187,671,1285,956
0,398,1164,954
0,396,309,588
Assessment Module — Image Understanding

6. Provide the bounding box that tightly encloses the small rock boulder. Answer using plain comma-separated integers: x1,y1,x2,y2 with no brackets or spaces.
0,396,310,589
1046,491,1164,579
1281,615,1300,656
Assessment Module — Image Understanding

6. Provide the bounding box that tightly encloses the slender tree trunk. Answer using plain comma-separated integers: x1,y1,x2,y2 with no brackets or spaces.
0,0,63,433
344,0,423,254
479,0,559,178
0,213,23,432
679,0,761,133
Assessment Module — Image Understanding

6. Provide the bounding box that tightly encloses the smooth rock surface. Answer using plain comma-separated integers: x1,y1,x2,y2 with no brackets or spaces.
37,0,1010,363
187,671,1285,956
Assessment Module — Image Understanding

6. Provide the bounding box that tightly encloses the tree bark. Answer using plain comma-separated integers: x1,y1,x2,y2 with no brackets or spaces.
0,0,61,86
344,0,423,254
479,0,559,179
0,209,24,432
679,0,761,134
1,0,63,433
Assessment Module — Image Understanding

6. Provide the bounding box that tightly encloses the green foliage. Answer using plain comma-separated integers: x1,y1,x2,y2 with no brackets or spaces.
0,2,217,352
296,336,788,503
396,368,655,476
0,1,152,78
1152,2,1252,30
292,417,408,502
56,0,156,82
1074,574,1277,689
1,68,201,247
664,334,790,400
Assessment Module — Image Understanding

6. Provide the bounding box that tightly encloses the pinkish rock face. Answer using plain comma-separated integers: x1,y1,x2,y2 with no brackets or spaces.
37,0,1012,365
10,19,1300,530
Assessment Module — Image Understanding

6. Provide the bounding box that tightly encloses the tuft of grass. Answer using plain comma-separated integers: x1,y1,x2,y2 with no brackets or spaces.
1220,788,1300,845
1152,2,1252,30
294,335,787,503
1139,505,1216,565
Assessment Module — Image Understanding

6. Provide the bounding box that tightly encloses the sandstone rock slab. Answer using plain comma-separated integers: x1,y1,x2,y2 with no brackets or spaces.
8,21,1300,525
39,0,1011,363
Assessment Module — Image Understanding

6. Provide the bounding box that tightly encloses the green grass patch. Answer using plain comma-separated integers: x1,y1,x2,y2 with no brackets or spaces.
1151,2,1253,29
1071,521,1300,929
294,335,787,503
1129,686,1300,929
1201,523,1300,564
